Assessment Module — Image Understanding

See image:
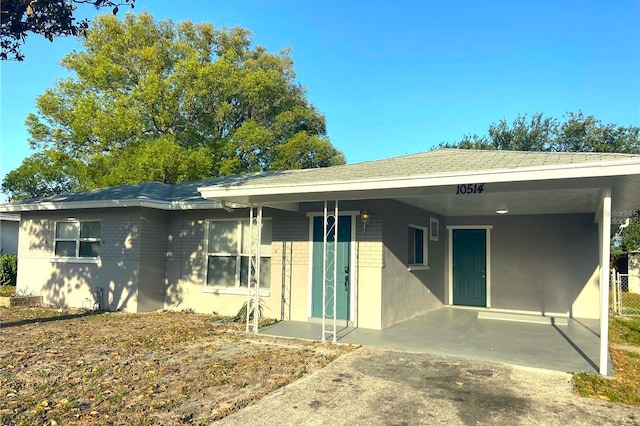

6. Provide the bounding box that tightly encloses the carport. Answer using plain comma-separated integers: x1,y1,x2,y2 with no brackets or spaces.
198,149,640,376
261,307,610,374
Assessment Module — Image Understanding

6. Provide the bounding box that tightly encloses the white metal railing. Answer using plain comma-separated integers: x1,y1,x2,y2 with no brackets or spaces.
322,200,339,343
246,204,262,333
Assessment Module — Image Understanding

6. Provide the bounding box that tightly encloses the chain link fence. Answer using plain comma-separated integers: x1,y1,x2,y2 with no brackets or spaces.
611,271,640,316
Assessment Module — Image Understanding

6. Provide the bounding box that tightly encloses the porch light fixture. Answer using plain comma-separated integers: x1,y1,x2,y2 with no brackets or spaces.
361,210,370,231
495,208,509,214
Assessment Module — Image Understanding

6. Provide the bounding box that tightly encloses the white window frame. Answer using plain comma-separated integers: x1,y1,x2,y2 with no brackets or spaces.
50,220,101,263
203,218,271,294
408,223,429,271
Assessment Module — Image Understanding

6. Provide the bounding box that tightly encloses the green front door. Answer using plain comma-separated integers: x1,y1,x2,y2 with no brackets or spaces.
312,215,351,320
453,229,487,307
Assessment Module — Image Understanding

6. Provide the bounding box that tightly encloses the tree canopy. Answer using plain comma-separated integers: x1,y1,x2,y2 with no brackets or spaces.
1,0,135,61
438,111,640,252
2,12,345,200
437,112,640,154
617,220,640,254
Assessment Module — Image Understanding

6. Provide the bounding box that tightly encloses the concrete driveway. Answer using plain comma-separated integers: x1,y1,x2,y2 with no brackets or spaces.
217,347,640,426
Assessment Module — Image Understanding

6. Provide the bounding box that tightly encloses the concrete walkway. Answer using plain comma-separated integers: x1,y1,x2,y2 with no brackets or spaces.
260,307,610,374
216,347,639,426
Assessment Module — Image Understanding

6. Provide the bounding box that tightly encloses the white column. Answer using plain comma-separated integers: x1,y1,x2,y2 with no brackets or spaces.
599,189,611,376
332,201,338,343
253,204,262,334
246,204,262,334
321,201,328,342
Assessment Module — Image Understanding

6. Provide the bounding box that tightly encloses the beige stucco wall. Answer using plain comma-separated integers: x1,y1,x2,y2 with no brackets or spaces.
269,200,446,330
355,266,383,329
15,204,390,327
163,210,282,317
375,200,445,328
272,216,309,322
353,216,384,329
254,204,387,329
17,210,144,312
446,213,600,319
137,210,169,312
271,203,385,329
16,203,600,326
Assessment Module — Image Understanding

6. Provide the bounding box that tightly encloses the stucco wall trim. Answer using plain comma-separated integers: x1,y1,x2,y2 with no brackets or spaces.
201,287,271,297
408,266,430,272
49,257,100,264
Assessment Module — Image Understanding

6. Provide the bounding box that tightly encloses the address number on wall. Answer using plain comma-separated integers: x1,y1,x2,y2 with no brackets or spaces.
456,184,485,195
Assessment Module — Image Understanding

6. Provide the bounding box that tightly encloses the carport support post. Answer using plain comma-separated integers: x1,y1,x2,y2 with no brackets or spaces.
321,200,339,343
246,203,262,334
599,189,611,376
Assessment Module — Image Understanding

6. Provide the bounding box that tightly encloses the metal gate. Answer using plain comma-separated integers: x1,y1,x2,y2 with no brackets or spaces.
611,271,640,316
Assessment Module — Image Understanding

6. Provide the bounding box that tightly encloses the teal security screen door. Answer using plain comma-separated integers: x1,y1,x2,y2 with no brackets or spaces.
311,216,351,320
453,229,487,307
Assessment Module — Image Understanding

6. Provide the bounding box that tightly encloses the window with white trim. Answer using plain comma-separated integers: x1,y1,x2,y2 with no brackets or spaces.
408,225,428,266
205,219,271,288
54,221,101,258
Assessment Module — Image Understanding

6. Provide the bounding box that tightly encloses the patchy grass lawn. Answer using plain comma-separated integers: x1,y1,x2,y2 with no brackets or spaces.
0,285,16,297
0,306,355,425
573,316,640,405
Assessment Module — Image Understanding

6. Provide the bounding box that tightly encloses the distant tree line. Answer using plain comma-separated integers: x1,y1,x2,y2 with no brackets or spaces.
438,111,640,253
437,111,640,154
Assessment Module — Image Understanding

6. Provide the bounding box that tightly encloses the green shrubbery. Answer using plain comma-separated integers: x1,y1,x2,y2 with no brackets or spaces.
0,254,18,286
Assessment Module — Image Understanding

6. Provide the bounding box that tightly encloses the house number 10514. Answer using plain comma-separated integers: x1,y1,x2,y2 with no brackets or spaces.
456,184,485,194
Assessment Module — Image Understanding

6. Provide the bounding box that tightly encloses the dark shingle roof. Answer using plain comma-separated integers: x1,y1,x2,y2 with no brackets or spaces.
3,149,639,210
198,149,640,189
3,180,223,209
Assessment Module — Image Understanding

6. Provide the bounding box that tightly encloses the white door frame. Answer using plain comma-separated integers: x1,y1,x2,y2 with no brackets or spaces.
447,225,493,308
306,211,359,322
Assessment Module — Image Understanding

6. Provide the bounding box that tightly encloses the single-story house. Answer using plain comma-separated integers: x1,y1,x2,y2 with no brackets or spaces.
2,149,640,374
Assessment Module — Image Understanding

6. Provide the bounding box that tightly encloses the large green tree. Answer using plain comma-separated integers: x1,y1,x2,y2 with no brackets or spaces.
438,111,640,252
1,0,135,61
2,12,344,200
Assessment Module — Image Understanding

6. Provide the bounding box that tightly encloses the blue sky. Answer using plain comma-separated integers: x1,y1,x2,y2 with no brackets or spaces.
1,0,639,198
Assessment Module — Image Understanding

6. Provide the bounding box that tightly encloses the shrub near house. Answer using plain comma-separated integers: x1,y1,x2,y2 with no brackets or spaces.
0,254,38,306
0,254,17,286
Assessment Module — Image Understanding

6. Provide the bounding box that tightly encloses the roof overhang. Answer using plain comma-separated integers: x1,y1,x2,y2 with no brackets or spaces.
0,199,228,213
197,160,640,220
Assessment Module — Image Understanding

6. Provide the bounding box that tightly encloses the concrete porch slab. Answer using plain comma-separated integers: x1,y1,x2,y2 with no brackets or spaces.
260,307,611,374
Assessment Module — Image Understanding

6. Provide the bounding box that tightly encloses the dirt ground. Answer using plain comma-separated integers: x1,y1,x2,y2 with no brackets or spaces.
0,307,354,425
